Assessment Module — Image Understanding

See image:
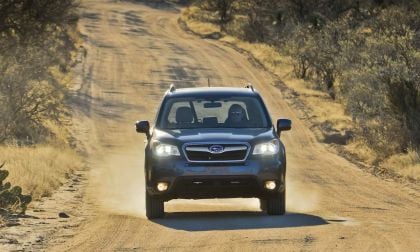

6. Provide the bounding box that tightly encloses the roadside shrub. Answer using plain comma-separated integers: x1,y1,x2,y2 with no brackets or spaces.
341,7,420,156
0,145,81,199
382,149,420,180
0,0,79,144
285,25,312,80
0,43,68,144
186,0,420,162
0,163,32,215
196,0,237,31
284,3,419,158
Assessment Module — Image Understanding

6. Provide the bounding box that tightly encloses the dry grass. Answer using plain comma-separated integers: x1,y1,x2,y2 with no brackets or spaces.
221,36,283,69
185,19,220,35
382,150,420,180
271,59,353,132
346,139,378,165
180,6,420,180
0,145,82,200
181,6,219,35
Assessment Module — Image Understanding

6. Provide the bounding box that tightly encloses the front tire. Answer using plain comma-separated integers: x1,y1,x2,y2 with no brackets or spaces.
261,189,286,215
145,191,164,219
266,195,285,215
266,158,286,215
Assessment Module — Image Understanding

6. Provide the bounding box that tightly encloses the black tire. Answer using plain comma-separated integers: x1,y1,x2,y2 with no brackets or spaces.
266,197,285,215
145,191,164,219
266,156,287,215
259,198,267,211
266,190,286,215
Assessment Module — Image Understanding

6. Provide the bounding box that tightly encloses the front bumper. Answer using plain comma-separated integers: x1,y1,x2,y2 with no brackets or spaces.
146,156,285,200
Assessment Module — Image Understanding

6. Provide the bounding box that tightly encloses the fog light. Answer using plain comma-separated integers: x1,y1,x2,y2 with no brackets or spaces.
264,180,276,190
157,182,168,192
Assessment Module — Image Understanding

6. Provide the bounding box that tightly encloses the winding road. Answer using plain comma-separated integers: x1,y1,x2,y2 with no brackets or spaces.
49,0,420,250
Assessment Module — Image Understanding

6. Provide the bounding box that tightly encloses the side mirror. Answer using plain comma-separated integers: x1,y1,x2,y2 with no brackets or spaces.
135,120,150,139
277,118,291,136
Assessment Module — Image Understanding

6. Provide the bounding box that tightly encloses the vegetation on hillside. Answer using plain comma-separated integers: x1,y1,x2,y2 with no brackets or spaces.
185,0,419,177
0,0,79,144
0,1,81,215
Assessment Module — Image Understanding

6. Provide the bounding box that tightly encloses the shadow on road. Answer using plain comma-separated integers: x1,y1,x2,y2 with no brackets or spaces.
128,0,189,13
153,211,328,231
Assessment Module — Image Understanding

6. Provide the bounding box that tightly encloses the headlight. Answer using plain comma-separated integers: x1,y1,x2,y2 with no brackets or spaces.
153,142,180,156
253,139,279,155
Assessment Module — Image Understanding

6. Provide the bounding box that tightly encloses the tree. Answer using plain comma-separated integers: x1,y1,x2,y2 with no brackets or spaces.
341,7,420,155
0,0,78,144
198,0,237,31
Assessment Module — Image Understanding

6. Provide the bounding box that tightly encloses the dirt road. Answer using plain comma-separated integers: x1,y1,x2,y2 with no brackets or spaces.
48,0,420,250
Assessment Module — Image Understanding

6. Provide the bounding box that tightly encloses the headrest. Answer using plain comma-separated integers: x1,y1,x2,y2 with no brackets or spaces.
175,106,193,123
228,104,245,114
203,117,218,126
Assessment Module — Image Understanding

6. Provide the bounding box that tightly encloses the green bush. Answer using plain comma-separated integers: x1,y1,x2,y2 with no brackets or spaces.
0,163,32,215
282,1,420,158
340,7,420,156
189,0,420,160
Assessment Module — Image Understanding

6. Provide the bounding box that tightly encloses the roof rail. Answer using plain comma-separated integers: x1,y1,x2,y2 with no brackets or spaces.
245,83,255,92
169,83,176,93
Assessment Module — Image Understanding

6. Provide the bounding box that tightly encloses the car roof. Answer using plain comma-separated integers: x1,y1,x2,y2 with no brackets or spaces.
164,87,259,98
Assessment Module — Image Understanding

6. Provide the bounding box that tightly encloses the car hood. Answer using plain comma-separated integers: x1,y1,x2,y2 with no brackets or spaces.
152,128,276,145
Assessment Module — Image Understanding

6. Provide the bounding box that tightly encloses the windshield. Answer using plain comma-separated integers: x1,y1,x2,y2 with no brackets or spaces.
157,96,271,129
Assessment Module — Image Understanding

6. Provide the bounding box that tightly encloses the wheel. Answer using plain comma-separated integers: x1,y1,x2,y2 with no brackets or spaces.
265,189,286,215
266,158,287,215
259,198,267,211
266,197,285,215
145,191,164,219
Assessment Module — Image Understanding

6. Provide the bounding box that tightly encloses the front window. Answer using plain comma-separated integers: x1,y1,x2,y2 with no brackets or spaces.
157,96,270,129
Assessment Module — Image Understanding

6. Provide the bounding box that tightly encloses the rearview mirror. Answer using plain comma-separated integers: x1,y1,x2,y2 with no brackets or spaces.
277,118,291,136
204,102,222,108
135,120,150,139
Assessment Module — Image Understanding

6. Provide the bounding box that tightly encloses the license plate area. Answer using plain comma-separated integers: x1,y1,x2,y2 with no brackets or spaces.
184,166,250,175
179,177,254,187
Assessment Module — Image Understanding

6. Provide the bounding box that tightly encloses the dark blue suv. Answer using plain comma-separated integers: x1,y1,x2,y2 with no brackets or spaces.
136,85,291,219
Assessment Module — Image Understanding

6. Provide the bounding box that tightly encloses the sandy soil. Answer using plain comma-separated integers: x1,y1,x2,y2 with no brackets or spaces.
2,0,420,251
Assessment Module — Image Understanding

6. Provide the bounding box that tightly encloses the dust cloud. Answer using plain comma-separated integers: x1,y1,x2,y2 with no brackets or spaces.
286,178,319,213
88,145,318,216
89,147,147,218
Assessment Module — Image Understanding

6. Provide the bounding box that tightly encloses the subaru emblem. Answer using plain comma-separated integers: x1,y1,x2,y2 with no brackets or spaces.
209,145,224,154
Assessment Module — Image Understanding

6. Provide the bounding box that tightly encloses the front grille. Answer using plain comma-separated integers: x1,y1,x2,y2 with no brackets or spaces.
183,142,250,162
